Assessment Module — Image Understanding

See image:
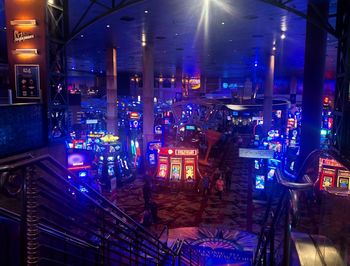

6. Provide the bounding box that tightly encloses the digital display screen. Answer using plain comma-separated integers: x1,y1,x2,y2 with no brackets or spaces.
338,177,349,188
186,125,196,130
267,168,275,180
255,175,265,190
67,149,93,169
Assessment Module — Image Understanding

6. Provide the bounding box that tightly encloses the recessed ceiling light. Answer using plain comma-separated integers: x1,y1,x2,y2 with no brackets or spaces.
144,10,149,14
106,24,110,28
221,22,225,25
80,34,84,38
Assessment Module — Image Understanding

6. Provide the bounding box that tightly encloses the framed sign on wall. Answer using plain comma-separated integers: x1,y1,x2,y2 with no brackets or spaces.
15,64,40,99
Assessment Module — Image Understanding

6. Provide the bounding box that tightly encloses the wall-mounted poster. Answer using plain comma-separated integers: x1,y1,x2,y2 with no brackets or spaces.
15,64,40,99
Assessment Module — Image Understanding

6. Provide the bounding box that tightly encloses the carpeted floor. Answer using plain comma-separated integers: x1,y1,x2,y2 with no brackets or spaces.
115,136,265,236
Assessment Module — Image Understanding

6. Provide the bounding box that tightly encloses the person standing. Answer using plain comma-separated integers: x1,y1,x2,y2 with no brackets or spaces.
225,166,232,192
202,173,210,197
143,180,152,208
215,176,224,200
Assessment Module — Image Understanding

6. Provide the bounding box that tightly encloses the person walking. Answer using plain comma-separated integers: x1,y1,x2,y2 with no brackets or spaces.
225,166,232,192
215,176,224,200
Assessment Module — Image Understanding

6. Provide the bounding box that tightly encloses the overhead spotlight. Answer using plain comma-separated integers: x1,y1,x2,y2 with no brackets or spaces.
144,10,149,14
254,62,258,67
221,22,225,25
142,42,146,47
281,33,286,39
273,46,276,51
106,24,110,28
80,34,84,38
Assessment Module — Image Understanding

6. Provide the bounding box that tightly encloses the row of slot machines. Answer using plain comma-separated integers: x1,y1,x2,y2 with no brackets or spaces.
319,157,350,190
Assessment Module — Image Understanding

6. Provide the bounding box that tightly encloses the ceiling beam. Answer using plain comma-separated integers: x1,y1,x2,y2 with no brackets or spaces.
67,0,144,45
259,0,338,38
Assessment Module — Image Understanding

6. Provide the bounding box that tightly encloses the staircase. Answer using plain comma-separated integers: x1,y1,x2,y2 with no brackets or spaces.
0,154,203,265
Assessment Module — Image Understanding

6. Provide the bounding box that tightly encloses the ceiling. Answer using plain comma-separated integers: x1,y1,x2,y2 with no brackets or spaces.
66,0,338,80
0,0,339,79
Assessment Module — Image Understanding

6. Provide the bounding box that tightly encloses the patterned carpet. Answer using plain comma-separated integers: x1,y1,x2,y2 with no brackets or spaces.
115,136,265,236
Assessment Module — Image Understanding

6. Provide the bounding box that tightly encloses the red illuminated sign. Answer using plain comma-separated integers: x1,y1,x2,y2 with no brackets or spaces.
130,112,140,119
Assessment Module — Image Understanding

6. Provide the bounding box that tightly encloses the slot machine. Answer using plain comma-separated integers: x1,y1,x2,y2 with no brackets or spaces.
147,141,162,166
170,158,182,181
319,168,336,190
157,156,169,179
184,158,196,181
337,170,350,189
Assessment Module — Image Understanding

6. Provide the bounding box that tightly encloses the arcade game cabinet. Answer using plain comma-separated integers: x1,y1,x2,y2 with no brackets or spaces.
155,147,201,189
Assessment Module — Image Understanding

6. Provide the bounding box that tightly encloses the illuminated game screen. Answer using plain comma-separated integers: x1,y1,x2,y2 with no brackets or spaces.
267,168,275,181
185,165,194,180
186,125,196,130
67,149,93,169
322,176,333,187
338,178,349,188
255,175,265,190
170,163,181,181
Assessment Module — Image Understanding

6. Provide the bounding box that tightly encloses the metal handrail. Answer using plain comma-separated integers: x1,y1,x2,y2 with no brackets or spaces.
253,166,315,266
0,153,203,265
0,153,166,246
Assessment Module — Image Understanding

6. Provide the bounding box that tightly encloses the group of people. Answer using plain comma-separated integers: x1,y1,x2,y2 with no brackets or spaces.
202,166,232,200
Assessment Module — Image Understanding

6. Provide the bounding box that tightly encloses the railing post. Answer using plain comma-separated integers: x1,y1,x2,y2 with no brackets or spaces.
190,247,192,266
282,201,291,266
20,168,28,266
269,227,275,266
157,240,160,264
24,166,39,266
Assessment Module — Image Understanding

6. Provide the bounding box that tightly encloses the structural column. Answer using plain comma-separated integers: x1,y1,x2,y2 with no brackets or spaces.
200,75,207,95
289,77,297,106
299,0,329,164
106,47,118,134
175,65,183,100
142,42,154,160
263,53,275,134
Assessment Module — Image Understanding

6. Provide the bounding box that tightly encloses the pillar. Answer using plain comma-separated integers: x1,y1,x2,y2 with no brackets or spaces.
263,53,275,134
4,0,47,104
142,42,154,161
106,47,118,134
201,75,207,95
175,65,182,100
289,77,297,105
299,0,329,164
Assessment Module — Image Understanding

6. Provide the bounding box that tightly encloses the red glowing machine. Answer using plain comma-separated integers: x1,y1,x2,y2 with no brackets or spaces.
319,157,350,190
156,147,201,184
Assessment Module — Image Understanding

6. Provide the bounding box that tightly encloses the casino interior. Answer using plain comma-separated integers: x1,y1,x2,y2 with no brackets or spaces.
1,0,350,265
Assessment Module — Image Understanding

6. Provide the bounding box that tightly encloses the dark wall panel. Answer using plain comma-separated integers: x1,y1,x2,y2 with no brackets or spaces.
0,104,45,158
